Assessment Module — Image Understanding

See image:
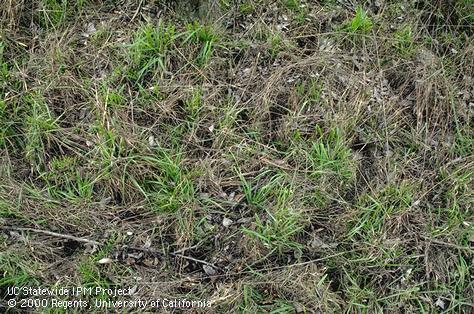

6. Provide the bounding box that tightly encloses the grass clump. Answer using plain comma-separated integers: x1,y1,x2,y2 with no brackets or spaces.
0,252,39,287
186,21,218,66
136,148,195,213
239,285,295,313
239,2,255,14
42,156,94,202
433,165,473,238
347,182,415,241
78,258,110,292
92,123,128,166
296,78,323,106
39,0,67,29
282,0,300,11
24,94,58,171
237,169,281,210
269,33,284,58
79,243,114,289
239,171,305,254
100,84,126,110
1,1,473,312
308,127,355,182
455,0,474,24
243,191,304,254
0,100,7,148
185,88,203,121
128,22,177,81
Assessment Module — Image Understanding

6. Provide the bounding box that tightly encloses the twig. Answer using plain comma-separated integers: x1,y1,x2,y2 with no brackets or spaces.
130,0,143,23
0,226,102,246
124,245,218,269
122,245,166,256
171,253,217,269
172,241,203,255
423,236,473,252
2,226,218,269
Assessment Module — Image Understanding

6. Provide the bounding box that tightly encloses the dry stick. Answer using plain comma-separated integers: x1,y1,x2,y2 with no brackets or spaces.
136,249,363,285
124,245,218,269
2,226,219,269
172,241,203,255
421,235,473,252
130,0,143,23
172,253,217,269
1,226,102,246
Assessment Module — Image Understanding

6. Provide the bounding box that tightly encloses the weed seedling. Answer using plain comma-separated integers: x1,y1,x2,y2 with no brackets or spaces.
345,6,373,34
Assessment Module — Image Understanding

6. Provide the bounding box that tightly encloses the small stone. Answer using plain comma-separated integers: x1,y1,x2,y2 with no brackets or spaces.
143,238,152,248
82,23,96,38
203,265,216,276
148,136,155,147
86,23,96,34
435,298,445,309
143,258,155,267
78,108,87,119
97,257,113,264
99,197,112,205
310,236,330,249
222,217,233,227
84,243,98,255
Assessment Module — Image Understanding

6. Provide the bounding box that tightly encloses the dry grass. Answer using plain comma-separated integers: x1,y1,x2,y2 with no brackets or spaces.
1,0,473,312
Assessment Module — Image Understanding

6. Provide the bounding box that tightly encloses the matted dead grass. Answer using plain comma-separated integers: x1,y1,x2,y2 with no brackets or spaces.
1,0,473,312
